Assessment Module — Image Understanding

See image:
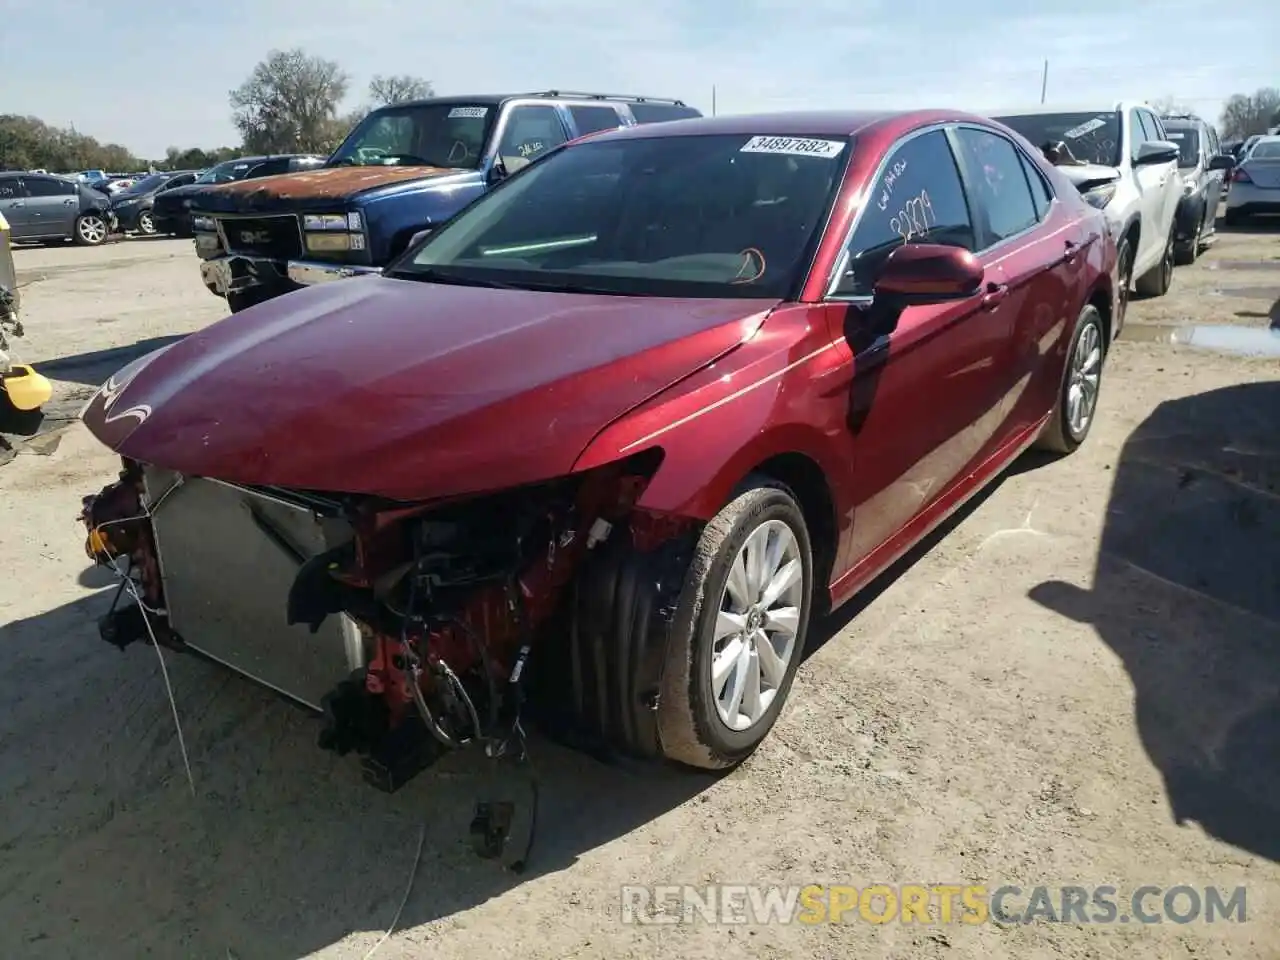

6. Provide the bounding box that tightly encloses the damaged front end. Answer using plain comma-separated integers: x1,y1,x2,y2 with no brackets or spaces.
80,449,691,860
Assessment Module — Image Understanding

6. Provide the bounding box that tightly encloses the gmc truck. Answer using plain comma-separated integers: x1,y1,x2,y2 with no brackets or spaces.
192,91,702,312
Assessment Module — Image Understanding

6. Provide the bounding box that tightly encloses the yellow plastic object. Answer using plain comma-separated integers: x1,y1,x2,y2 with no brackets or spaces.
1,363,53,411
0,211,9,230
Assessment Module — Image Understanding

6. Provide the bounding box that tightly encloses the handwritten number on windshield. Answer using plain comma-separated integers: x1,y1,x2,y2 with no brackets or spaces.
889,189,935,243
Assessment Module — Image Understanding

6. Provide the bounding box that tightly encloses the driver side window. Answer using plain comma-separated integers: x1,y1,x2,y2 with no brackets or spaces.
498,105,568,173
833,129,975,297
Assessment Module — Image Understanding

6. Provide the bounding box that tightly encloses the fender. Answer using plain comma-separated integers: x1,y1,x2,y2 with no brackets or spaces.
573,305,848,520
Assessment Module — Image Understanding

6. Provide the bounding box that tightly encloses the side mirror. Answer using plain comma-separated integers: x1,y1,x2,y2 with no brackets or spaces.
1135,140,1179,166
485,158,509,185
873,243,984,306
1209,153,1236,171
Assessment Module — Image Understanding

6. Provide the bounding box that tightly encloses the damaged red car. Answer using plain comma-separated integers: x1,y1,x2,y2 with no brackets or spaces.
78,110,1116,830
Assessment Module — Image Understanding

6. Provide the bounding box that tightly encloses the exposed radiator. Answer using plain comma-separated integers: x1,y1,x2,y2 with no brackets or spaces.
142,467,366,711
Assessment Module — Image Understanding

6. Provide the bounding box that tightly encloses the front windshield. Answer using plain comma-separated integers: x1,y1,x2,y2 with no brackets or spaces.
120,173,170,195
392,132,849,299
328,103,495,169
195,159,257,184
993,111,1122,167
1162,126,1201,167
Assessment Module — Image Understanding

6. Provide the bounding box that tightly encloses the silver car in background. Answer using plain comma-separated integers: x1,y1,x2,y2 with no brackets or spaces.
1225,135,1280,226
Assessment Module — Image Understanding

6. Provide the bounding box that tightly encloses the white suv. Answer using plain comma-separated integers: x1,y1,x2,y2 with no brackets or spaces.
988,101,1183,325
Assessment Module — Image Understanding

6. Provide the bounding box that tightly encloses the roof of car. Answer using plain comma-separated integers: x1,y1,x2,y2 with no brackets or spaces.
372,92,695,111
986,103,1128,117
579,110,949,142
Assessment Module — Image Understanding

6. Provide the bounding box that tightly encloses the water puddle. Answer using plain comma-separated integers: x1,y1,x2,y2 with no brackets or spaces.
1207,260,1280,271
1206,286,1280,300
1122,323,1280,358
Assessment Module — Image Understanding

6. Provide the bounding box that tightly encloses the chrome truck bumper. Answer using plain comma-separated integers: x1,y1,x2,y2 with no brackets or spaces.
199,252,381,299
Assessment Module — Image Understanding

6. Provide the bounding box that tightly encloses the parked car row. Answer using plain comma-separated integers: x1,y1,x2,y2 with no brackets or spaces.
0,170,118,245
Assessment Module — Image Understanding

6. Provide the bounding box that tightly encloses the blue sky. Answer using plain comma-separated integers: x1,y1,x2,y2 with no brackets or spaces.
2,0,1274,159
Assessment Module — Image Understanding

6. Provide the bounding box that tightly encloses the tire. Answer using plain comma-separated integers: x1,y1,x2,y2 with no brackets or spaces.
136,209,156,236
1035,304,1105,455
1173,215,1200,266
73,213,109,246
1134,224,1175,297
656,477,814,770
1224,208,1245,228
1114,236,1133,333
226,288,273,313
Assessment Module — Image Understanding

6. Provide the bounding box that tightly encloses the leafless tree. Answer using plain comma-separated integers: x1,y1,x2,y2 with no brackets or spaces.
368,74,433,106
230,49,350,154
1148,96,1193,116
1218,87,1280,141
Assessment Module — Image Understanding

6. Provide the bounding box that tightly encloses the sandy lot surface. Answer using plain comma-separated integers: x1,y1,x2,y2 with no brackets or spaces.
1,224,1278,960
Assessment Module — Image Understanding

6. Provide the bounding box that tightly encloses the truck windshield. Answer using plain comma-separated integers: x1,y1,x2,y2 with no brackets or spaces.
390,132,849,300
329,103,495,170
993,111,1122,168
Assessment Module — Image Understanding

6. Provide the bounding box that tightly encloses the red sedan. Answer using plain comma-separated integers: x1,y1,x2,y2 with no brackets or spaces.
79,110,1116,800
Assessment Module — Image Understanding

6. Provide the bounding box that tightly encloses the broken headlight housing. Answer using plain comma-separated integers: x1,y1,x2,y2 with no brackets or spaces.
302,212,366,253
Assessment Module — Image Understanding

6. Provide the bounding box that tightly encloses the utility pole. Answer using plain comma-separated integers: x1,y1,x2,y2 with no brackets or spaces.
1040,60,1049,104
712,85,717,116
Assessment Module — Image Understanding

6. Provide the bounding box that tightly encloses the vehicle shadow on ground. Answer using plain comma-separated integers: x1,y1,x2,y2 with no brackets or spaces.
0,588,714,958
35,335,184,387
1028,380,1280,864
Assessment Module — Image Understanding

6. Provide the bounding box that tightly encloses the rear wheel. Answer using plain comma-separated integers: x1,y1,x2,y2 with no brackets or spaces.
1134,224,1175,297
1035,304,1105,455
657,478,813,769
1114,237,1133,332
73,213,108,246
1224,208,1246,227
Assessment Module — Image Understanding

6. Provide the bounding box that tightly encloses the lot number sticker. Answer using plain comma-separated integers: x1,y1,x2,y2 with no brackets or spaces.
1062,118,1107,139
740,136,846,158
448,106,489,119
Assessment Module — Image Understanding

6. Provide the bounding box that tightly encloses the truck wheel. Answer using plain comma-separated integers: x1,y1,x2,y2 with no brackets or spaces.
226,288,273,313
656,477,813,770
1134,224,1175,297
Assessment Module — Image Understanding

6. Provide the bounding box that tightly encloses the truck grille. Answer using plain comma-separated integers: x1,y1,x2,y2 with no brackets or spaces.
219,215,303,260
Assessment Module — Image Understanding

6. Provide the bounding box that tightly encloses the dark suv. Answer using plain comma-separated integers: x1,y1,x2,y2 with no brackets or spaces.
191,91,702,311
1159,114,1235,264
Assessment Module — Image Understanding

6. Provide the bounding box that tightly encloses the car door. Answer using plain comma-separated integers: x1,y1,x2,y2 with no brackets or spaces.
821,126,1011,572
21,176,79,236
953,124,1087,442
493,103,570,173
1140,110,1180,242
0,176,29,238
1200,122,1224,235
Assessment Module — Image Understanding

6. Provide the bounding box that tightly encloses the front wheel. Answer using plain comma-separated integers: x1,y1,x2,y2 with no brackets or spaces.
1134,224,1175,297
73,213,109,246
226,287,274,313
657,478,813,770
136,210,156,235
1035,304,1105,455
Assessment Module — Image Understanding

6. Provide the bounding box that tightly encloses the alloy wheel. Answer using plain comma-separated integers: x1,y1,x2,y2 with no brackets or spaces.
711,518,804,732
138,211,155,235
78,215,107,244
1066,319,1103,439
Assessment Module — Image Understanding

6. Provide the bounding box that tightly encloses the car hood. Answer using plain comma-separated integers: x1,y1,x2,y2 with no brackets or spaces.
1056,162,1121,193
81,276,777,501
151,184,205,213
192,166,469,214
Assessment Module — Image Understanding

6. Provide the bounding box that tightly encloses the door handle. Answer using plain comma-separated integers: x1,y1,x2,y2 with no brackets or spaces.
1063,239,1079,262
63,198,75,205
10,201,24,208
981,282,1008,309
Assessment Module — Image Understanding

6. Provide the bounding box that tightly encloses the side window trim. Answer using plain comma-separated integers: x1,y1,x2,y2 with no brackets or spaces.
822,121,966,300
1128,108,1148,161
485,99,572,170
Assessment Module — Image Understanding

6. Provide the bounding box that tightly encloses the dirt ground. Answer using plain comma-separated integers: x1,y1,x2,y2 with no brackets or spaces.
0,220,1277,960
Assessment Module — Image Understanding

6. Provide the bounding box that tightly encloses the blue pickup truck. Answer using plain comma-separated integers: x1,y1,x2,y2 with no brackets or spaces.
192,90,701,311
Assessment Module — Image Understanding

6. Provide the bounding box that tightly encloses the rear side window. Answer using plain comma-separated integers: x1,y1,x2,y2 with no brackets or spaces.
0,176,20,198
954,127,1039,244
1019,152,1053,219
569,105,624,136
628,102,702,125
834,129,974,297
